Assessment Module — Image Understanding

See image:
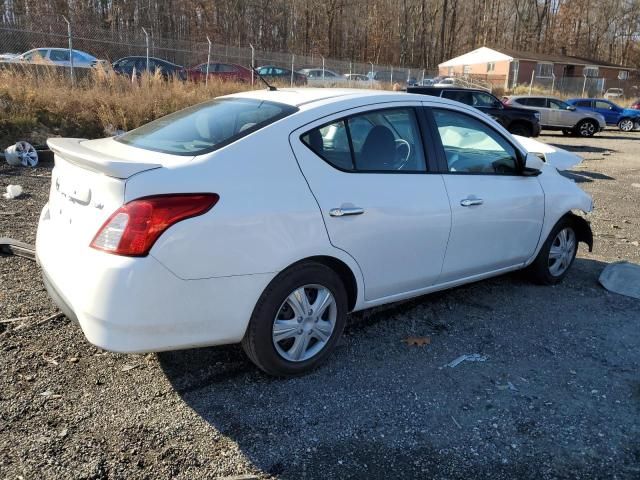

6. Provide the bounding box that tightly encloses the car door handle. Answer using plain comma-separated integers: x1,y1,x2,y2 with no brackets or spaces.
329,207,365,217
460,198,484,207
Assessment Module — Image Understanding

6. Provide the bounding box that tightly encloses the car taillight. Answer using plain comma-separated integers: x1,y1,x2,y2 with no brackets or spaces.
90,194,219,256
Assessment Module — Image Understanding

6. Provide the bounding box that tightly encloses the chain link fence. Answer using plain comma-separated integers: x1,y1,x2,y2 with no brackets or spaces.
0,16,439,87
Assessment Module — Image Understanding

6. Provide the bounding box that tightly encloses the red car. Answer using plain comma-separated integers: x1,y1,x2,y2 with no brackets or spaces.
187,62,253,83
630,99,640,110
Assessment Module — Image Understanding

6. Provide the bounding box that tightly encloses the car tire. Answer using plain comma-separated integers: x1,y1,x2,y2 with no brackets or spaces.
576,119,598,137
527,217,579,285
242,262,348,376
618,118,634,132
508,122,532,137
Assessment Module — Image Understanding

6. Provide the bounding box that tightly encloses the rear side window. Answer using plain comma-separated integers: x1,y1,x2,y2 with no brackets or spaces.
301,107,426,172
574,100,592,107
442,90,473,105
117,98,297,156
521,97,547,107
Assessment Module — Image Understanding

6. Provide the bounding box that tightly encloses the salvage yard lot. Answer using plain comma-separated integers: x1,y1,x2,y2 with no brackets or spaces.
1,131,639,479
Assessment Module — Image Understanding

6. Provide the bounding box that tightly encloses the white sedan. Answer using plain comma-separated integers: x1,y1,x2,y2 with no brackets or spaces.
37,89,594,376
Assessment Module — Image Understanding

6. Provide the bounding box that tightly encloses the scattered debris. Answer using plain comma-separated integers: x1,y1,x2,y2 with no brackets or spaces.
39,389,62,399
68,357,79,364
58,428,69,438
599,261,640,300
0,315,32,324
2,185,23,199
451,416,462,429
43,353,59,366
402,336,431,346
121,364,140,372
4,141,38,167
444,354,488,368
0,211,17,216
497,381,518,392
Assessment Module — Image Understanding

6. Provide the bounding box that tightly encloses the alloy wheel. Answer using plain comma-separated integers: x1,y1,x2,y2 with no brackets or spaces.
619,119,634,132
272,284,337,362
579,122,595,136
548,227,576,277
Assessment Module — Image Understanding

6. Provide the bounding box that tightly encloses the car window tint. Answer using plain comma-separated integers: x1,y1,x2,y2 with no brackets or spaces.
49,50,70,61
352,108,426,171
72,51,91,62
117,98,297,156
218,64,236,73
595,101,612,109
472,92,497,107
575,100,591,107
302,108,426,172
302,120,353,170
442,90,473,105
525,98,547,107
433,109,519,174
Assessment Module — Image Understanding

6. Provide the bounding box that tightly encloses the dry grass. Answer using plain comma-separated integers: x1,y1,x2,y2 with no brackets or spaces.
0,66,255,147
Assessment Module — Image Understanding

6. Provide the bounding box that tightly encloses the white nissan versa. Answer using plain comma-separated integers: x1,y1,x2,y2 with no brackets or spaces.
37,88,594,376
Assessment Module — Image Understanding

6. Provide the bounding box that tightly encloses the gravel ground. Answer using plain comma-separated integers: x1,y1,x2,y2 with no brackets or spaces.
1,131,639,479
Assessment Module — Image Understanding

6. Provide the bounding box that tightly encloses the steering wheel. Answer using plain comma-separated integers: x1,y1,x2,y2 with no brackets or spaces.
393,138,411,170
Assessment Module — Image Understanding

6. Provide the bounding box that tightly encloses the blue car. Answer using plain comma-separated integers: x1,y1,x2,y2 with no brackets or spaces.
567,98,640,132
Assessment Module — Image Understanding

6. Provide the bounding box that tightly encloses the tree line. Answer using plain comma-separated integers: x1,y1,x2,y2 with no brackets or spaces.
2,0,639,68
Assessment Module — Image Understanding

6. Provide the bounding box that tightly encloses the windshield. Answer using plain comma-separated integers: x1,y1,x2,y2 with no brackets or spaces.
116,98,297,156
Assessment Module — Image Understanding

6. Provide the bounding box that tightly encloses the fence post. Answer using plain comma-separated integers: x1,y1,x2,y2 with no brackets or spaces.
62,16,74,86
581,75,587,98
421,69,425,83
291,54,295,87
321,56,325,80
529,70,535,95
551,73,555,94
390,66,393,85
349,61,352,85
205,36,212,86
369,61,374,88
141,27,149,72
407,68,411,84
249,44,255,85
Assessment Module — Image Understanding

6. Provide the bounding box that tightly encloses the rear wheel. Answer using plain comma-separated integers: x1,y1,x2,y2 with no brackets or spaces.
527,218,578,285
618,118,634,132
242,262,348,376
508,122,533,137
576,119,597,137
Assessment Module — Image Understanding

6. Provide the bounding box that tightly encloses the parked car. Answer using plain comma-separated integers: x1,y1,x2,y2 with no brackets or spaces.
604,88,624,100
504,95,605,137
408,86,541,137
187,62,252,83
298,68,348,85
112,56,186,80
39,89,593,376
4,48,98,68
566,98,640,132
0,52,19,60
256,65,307,85
434,77,456,87
344,73,369,82
630,99,640,110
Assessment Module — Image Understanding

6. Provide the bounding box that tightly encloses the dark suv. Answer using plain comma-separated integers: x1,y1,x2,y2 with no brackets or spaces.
407,86,541,137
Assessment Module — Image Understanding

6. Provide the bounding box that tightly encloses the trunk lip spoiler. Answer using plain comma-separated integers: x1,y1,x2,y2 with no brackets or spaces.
46,138,163,179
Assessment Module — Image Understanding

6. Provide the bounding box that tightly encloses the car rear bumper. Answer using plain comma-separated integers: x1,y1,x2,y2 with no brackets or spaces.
36,204,274,353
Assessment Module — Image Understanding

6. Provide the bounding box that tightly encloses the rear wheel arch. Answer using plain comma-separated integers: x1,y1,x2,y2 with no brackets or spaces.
508,121,533,137
282,256,358,312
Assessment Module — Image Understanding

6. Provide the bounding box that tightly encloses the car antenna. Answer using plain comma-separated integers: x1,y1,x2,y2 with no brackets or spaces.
250,66,277,91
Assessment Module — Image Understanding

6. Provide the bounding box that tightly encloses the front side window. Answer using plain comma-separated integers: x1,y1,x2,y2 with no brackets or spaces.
442,90,473,105
549,99,570,110
595,100,614,110
49,49,70,61
472,92,498,107
117,98,297,156
23,49,47,61
217,64,236,73
433,109,519,174
301,107,426,172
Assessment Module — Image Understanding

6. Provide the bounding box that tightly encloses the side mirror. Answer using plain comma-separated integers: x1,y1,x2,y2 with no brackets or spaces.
523,152,544,176
567,105,576,111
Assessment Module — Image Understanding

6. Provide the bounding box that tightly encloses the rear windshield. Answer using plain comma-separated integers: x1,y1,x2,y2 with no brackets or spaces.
116,98,297,156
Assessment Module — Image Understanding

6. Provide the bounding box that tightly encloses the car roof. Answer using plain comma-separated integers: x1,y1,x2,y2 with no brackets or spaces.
224,87,453,110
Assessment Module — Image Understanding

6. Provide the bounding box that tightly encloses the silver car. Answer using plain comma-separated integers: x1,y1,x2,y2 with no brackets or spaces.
298,68,349,85
504,95,605,137
4,48,98,68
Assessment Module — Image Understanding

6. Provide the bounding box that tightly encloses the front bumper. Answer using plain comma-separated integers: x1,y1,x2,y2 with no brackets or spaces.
36,204,275,353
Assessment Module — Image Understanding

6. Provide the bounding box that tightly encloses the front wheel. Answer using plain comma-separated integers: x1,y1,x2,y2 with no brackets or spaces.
576,119,597,137
527,218,578,285
509,123,532,137
242,262,348,376
618,118,634,132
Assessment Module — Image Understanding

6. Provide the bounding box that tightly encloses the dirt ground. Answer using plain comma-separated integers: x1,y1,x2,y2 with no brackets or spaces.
1,130,639,479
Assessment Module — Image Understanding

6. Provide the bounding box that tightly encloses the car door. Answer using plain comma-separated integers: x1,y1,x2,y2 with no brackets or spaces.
594,100,617,124
290,103,452,301
548,98,575,127
48,49,70,66
471,91,505,126
521,98,551,126
428,106,544,282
